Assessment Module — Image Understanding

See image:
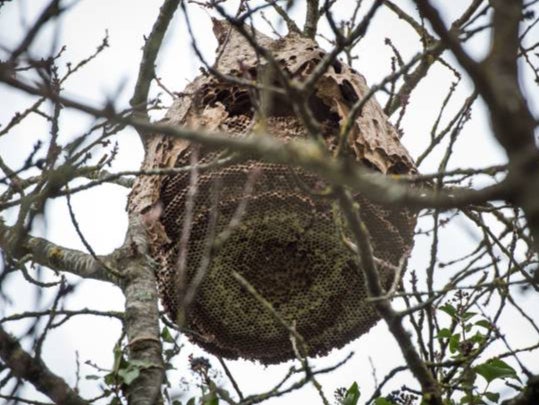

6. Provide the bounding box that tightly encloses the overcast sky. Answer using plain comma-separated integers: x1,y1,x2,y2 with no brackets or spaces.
1,1,538,404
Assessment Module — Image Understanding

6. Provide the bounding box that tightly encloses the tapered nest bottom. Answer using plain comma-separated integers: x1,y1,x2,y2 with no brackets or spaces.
156,176,411,363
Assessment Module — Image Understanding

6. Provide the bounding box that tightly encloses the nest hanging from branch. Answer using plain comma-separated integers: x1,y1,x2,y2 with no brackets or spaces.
128,21,418,364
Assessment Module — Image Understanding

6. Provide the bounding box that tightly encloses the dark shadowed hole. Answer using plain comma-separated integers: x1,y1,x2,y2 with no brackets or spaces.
360,158,379,171
264,90,340,131
308,95,341,128
387,161,410,175
247,67,257,78
339,79,359,105
228,92,253,116
215,89,231,104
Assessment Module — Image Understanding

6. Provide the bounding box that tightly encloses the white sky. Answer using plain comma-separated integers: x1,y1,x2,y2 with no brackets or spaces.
0,1,538,404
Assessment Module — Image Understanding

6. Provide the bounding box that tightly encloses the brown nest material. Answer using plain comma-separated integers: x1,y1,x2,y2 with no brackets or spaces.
128,21,418,364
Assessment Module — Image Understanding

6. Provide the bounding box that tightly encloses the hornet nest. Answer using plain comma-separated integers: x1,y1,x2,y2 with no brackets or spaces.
128,20,418,364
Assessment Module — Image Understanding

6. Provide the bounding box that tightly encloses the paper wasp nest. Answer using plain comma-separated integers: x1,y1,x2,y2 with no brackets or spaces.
128,21,417,364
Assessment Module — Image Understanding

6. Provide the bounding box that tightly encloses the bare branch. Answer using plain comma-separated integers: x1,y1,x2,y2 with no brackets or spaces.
413,0,539,253
0,219,114,282
304,0,319,38
501,375,539,405
0,325,89,405
337,188,443,404
130,0,180,129
0,71,511,211
9,0,65,62
265,0,301,35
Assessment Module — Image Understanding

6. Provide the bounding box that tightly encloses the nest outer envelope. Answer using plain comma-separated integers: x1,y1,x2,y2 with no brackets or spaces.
128,22,418,364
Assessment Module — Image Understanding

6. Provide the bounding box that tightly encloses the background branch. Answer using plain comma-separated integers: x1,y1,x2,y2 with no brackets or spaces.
0,220,114,282
130,0,180,131
0,325,89,405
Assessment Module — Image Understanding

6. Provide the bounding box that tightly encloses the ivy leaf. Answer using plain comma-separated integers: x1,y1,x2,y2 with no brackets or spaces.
186,398,196,405
342,382,361,405
118,367,140,385
129,359,153,369
104,372,116,386
164,349,178,364
161,326,175,343
475,359,519,383
112,344,123,371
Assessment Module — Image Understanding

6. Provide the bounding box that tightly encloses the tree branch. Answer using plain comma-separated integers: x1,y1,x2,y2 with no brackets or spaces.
413,0,539,254
120,216,164,405
0,219,114,283
0,71,511,212
0,325,89,405
265,0,301,35
9,0,65,62
502,375,539,405
337,188,443,404
304,0,320,38
130,0,180,126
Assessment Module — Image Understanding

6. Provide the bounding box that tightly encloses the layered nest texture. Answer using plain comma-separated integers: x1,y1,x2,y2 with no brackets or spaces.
128,21,418,364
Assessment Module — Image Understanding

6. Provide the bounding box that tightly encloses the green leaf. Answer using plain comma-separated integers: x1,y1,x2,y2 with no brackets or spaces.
161,326,175,343
475,359,518,383
113,344,122,369
475,320,492,329
459,393,483,404
436,328,452,339
186,398,196,405
202,391,219,405
128,359,153,369
484,392,500,402
118,367,140,385
164,348,178,361
471,332,485,344
342,382,361,405
462,312,477,321
104,372,116,386
374,398,394,405
112,343,127,372
449,333,461,354
439,303,457,318
164,360,176,370
85,374,100,380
